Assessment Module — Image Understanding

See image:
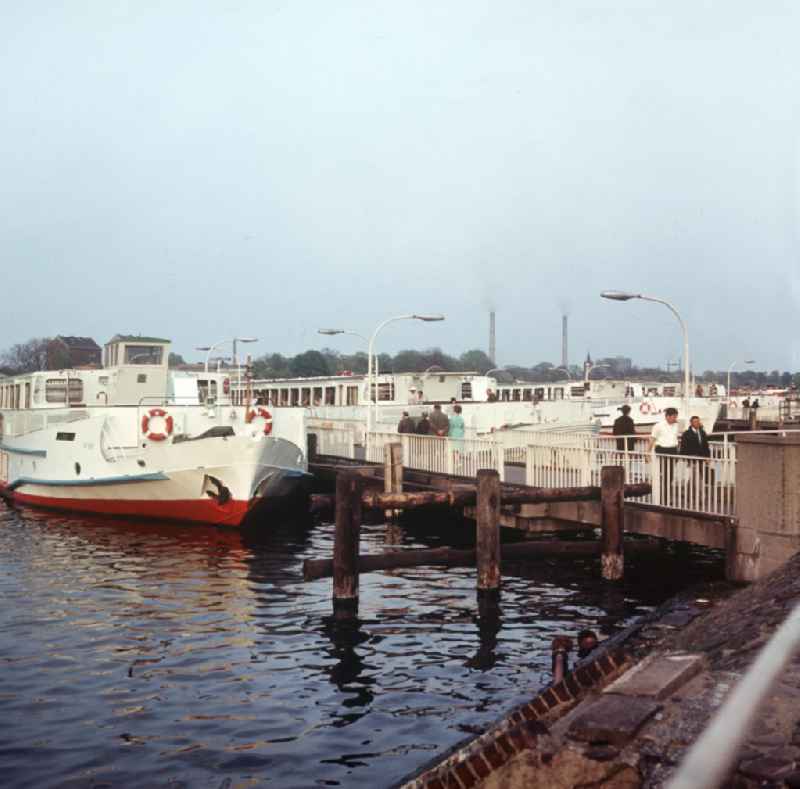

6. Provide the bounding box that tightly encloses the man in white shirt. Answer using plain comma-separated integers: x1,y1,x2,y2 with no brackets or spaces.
649,408,680,455
649,407,680,502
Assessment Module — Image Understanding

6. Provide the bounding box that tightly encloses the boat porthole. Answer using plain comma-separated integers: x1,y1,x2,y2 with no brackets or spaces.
137,460,146,467
75,462,81,476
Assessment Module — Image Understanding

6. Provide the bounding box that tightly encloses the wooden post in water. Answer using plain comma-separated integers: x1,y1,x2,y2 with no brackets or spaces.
333,472,363,616
476,469,501,596
600,465,625,581
383,441,403,519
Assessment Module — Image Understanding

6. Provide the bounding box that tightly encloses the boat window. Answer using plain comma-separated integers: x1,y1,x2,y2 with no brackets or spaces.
371,382,395,402
209,381,218,401
461,382,473,399
346,385,358,405
324,387,336,405
137,374,147,383
124,345,163,365
56,432,76,441
197,380,209,403
46,379,67,403
570,386,585,397
522,389,532,401
291,389,300,406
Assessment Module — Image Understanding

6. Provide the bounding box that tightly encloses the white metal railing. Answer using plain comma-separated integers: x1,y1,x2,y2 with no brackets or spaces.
306,418,360,459
524,443,737,516
366,430,504,480
304,421,800,518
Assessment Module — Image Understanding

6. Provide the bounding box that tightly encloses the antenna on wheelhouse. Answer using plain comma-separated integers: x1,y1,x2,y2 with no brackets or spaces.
561,314,568,369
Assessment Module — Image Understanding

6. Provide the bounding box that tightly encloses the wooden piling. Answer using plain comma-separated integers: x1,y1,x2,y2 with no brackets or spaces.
333,472,363,616
748,408,758,430
476,469,501,594
384,442,403,519
600,465,625,581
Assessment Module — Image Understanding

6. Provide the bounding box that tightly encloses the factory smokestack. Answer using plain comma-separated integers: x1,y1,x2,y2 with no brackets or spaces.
561,314,568,369
489,311,496,364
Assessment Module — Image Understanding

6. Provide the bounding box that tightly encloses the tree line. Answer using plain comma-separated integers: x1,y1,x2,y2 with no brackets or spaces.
1,337,798,390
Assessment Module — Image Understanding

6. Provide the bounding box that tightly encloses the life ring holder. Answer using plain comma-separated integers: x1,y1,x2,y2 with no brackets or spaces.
639,402,652,415
141,408,174,441
246,407,273,435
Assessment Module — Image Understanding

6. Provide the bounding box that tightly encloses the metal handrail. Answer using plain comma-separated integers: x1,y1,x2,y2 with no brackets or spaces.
667,605,800,789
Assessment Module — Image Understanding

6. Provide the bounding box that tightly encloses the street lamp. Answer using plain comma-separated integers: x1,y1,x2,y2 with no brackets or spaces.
318,328,371,375
366,314,444,439
584,362,611,383
601,291,690,417
727,359,756,403
554,365,573,379
196,337,258,373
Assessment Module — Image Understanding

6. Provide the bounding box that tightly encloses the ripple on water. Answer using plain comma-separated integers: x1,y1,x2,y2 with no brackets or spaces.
0,508,724,787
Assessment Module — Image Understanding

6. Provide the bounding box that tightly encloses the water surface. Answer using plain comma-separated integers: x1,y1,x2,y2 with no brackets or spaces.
0,505,723,787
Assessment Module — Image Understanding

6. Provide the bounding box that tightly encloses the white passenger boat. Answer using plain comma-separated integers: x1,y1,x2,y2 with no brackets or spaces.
0,335,310,526
238,370,722,434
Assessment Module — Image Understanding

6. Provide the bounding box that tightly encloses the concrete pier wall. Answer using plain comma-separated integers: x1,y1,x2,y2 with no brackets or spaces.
728,432,800,581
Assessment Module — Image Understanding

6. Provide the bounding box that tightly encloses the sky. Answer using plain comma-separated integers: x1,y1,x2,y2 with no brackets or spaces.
2,1,799,372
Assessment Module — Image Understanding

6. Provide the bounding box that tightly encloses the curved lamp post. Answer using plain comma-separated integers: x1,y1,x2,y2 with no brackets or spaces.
584,362,610,383
197,337,258,372
318,328,371,376
601,291,690,418
554,365,573,380
366,314,444,440
727,359,755,403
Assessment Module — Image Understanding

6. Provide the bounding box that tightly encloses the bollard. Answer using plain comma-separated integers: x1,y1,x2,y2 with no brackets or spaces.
600,465,625,581
333,472,363,617
476,469,501,595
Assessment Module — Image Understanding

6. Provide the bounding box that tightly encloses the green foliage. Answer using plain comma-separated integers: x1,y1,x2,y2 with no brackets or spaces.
168,352,186,367
458,349,494,373
289,350,330,377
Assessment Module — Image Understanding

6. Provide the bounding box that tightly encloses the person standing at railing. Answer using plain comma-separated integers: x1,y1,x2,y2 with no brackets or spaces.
681,415,714,490
397,411,415,434
415,412,431,435
649,407,680,501
429,404,449,437
448,405,465,438
613,404,636,451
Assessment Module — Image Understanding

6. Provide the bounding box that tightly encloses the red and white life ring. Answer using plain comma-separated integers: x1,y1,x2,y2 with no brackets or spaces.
246,407,273,435
639,402,651,415
141,408,173,441
222,378,230,395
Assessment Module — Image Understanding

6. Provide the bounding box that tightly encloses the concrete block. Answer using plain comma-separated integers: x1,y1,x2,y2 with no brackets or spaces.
567,695,661,745
602,653,705,700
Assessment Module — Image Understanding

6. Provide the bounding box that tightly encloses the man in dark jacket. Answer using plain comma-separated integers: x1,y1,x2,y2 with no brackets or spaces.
428,404,449,436
416,412,431,435
680,416,710,457
397,412,415,434
612,405,636,451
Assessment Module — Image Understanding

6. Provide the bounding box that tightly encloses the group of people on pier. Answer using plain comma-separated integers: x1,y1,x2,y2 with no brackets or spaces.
397,400,465,439
612,405,711,458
